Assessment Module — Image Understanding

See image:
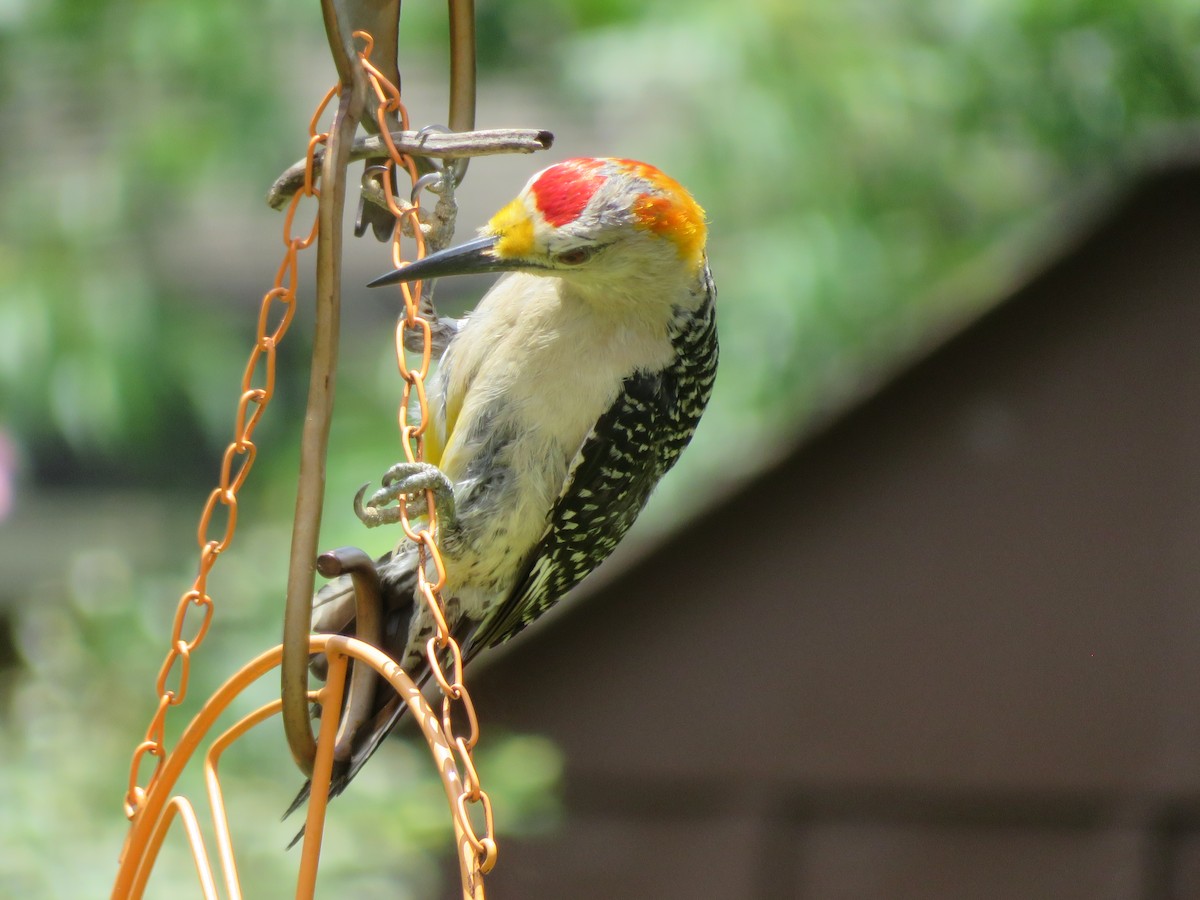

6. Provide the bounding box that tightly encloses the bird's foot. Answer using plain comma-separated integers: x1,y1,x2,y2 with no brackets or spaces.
353,462,458,531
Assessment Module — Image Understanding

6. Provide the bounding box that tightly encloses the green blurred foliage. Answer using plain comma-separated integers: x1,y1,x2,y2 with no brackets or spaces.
0,0,1198,894
0,0,300,472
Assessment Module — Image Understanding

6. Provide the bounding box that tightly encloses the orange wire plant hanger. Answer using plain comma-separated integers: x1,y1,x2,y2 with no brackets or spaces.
110,2,552,897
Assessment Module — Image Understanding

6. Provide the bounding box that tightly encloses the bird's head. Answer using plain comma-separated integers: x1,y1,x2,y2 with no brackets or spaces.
369,158,707,294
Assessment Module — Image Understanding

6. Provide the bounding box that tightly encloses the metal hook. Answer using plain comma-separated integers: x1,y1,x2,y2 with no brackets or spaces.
315,547,385,763
285,0,475,782
411,171,445,204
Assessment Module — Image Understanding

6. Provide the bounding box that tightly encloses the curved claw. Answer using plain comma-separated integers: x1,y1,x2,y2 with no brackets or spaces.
353,482,403,528
353,463,459,532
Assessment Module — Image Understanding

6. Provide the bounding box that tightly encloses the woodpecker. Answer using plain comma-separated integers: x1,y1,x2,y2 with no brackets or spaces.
296,157,717,812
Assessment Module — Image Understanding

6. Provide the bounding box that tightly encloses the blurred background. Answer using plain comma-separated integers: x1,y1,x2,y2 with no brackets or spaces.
1,0,1198,896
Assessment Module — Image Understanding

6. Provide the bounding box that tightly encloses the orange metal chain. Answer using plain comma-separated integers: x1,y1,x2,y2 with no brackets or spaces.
122,88,336,823
356,32,498,875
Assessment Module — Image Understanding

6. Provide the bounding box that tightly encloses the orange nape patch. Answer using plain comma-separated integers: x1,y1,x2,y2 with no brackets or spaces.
530,158,608,227
633,187,707,264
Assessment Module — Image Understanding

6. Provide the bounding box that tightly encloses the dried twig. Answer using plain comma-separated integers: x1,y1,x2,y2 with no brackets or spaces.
268,127,554,210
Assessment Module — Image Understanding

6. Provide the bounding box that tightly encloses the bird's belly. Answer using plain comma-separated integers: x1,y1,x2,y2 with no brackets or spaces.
430,276,674,616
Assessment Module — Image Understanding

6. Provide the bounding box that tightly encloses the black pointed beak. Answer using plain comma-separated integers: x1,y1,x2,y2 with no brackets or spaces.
368,235,512,287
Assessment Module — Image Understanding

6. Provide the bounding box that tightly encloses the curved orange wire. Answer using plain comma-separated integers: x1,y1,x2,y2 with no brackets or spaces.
111,636,479,900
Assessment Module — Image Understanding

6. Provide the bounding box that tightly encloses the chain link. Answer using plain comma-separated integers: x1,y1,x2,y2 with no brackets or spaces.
122,85,337,821
355,31,498,876
122,32,496,879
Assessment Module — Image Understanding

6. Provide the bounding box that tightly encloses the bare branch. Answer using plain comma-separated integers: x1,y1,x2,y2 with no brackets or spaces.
268,127,554,210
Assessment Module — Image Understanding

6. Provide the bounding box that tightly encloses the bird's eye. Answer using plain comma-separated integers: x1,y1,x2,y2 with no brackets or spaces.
555,247,595,266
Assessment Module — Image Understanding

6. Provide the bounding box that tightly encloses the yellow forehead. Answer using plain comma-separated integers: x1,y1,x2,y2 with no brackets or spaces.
486,197,535,259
